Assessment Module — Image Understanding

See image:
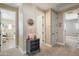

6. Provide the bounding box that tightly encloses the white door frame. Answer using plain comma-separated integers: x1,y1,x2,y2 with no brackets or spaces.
0,10,1,51
36,15,43,46
63,12,79,46
63,13,66,46
0,5,18,51
51,12,58,46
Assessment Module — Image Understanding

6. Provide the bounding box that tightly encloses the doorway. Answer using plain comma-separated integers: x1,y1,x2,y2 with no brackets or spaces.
36,15,43,46
64,9,79,49
51,12,58,46
0,7,17,51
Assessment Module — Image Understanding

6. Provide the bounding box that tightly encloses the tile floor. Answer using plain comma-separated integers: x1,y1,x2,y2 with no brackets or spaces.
0,36,79,56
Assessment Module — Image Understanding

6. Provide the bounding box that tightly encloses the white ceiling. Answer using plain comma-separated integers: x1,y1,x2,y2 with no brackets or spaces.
5,3,22,8
4,3,79,12
32,3,79,12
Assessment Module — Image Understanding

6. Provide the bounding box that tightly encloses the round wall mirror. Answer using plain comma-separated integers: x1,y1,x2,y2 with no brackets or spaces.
28,19,34,25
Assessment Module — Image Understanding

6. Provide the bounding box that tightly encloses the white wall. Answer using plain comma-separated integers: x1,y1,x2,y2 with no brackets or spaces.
18,5,24,53
64,8,79,36
65,20,78,36
22,4,45,52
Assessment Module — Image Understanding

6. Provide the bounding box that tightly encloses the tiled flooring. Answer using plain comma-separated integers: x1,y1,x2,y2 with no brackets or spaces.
34,36,79,56
34,44,79,56
1,36,79,56
0,44,79,56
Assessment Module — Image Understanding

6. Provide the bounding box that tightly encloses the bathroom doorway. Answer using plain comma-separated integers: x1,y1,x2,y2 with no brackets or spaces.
0,7,17,51
64,9,79,49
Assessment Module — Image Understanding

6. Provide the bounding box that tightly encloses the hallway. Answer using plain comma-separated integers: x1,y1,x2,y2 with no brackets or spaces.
0,3,79,56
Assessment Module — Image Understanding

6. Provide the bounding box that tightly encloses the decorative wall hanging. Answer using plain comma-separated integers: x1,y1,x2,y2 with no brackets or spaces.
27,19,34,26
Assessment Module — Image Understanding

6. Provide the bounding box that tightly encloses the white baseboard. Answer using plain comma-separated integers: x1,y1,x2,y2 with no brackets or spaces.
56,42,65,46
18,47,26,54
45,44,52,47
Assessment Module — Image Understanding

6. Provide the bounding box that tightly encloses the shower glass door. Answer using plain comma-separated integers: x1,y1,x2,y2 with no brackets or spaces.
0,8,16,51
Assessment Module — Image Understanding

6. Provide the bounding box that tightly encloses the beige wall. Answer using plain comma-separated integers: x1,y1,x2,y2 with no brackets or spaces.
45,9,52,45
57,12,64,45
45,9,58,46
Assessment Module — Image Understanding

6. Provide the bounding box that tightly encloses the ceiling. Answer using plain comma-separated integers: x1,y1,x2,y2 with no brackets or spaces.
4,3,22,8
32,3,79,12
5,3,79,12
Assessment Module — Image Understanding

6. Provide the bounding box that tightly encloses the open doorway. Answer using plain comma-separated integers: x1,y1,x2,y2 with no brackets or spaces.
64,9,79,49
0,7,17,51
36,15,43,46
